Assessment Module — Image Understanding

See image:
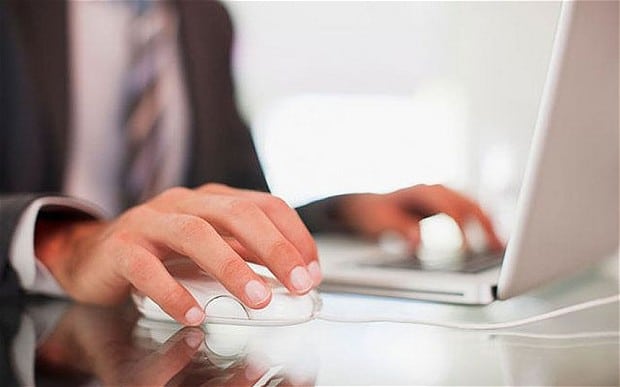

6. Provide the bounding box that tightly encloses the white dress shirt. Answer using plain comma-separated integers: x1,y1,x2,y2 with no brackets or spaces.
9,1,190,295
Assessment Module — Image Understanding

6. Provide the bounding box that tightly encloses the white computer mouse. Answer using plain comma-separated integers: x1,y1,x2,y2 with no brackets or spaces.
133,259,322,326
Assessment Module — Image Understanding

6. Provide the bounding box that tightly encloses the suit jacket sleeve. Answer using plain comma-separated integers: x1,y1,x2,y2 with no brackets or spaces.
0,195,45,297
0,194,105,297
0,6,59,296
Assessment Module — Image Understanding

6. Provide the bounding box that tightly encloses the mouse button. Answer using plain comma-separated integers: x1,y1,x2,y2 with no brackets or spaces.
181,277,225,295
204,296,250,323
249,289,322,325
133,292,173,323
175,274,230,305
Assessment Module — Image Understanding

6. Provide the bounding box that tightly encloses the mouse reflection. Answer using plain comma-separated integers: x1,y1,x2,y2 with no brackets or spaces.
134,318,318,386
4,300,316,386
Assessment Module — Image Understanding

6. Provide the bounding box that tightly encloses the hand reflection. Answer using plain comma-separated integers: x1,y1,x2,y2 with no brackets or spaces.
36,303,202,385
35,301,314,386
137,320,316,386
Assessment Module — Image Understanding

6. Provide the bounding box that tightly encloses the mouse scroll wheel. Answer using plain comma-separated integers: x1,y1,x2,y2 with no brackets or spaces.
204,295,250,321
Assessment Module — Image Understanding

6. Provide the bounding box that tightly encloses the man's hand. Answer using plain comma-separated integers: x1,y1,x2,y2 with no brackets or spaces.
35,184,321,326
336,184,504,252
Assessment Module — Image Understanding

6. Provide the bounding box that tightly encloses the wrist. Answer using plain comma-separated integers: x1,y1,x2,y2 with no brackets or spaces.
35,218,104,289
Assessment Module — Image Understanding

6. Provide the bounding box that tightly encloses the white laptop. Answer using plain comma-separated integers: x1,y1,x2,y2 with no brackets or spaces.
320,0,619,304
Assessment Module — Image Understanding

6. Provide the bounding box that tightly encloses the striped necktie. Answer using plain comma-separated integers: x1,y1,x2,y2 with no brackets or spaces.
121,2,175,209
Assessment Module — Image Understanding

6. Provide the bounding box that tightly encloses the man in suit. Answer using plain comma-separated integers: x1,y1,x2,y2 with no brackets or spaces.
0,1,502,326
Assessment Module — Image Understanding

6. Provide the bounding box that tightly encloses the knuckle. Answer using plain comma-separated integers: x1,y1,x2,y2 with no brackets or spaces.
158,187,191,201
263,195,290,214
410,184,430,195
159,286,189,309
120,248,150,281
267,239,296,260
201,182,227,191
226,199,259,217
98,232,124,262
172,215,209,240
106,229,136,249
120,205,153,225
217,258,246,281
168,215,215,256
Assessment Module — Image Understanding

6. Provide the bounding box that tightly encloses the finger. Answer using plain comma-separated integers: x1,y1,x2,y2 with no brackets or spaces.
430,186,503,250
377,208,422,251
465,205,504,250
446,210,472,251
425,186,494,251
408,220,422,250
198,184,319,266
132,328,204,385
161,185,321,285
222,236,266,265
389,184,503,251
173,195,315,295
406,186,471,249
139,213,273,309
117,244,205,326
437,190,503,251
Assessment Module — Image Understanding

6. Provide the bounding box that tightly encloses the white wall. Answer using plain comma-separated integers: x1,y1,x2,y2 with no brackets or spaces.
224,1,561,236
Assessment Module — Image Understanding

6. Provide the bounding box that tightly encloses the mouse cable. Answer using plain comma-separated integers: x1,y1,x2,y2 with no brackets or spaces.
487,331,619,340
317,293,620,331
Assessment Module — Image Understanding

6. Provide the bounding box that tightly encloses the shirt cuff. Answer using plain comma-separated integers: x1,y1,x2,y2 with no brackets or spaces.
8,196,107,296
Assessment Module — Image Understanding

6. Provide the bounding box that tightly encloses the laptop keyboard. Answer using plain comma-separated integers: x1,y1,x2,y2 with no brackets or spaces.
364,250,504,274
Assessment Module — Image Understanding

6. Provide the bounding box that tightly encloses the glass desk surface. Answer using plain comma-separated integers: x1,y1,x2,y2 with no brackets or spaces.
2,256,618,386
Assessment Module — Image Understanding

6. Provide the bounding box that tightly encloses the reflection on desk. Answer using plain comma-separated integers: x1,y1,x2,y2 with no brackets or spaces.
1,256,618,386
1,300,313,386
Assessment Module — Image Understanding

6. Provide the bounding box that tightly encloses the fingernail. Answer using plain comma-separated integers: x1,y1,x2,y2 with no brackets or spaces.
290,266,313,293
307,261,322,286
183,329,204,348
185,306,205,326
245,280,270,304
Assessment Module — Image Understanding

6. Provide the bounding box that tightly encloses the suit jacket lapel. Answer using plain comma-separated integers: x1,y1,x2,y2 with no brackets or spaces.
7,0,70,191
175,0,268,191
7,0,266,193
176,0,226,187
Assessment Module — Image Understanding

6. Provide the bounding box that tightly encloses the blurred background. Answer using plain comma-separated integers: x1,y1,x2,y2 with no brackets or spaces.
223,1,561,240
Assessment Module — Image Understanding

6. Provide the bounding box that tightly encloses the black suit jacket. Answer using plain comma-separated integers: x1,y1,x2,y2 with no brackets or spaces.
0,0,341,296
